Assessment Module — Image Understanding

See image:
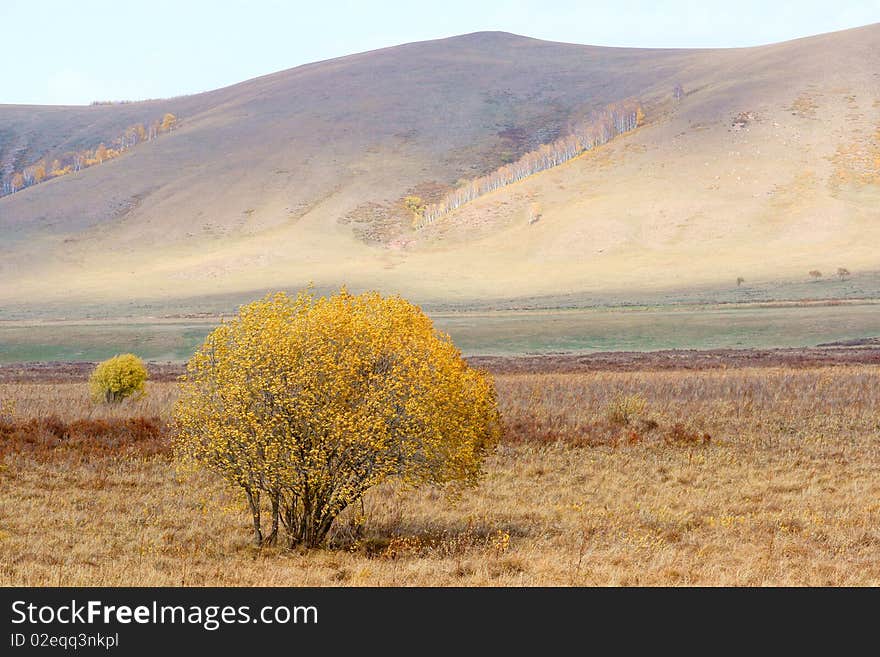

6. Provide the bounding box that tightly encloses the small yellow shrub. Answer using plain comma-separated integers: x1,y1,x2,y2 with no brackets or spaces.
89,354,148,403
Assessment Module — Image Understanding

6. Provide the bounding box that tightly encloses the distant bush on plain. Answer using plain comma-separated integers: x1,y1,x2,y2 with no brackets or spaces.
89,354,148,404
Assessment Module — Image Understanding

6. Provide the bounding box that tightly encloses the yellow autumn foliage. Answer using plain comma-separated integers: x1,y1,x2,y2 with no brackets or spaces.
173,289,501,548
89,354,148,404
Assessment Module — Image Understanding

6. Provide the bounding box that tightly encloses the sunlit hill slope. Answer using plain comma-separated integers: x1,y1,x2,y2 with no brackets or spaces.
1,25,879,314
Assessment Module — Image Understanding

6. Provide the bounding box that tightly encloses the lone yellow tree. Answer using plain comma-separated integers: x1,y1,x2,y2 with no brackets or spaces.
160,113,177,132
173,289,500,548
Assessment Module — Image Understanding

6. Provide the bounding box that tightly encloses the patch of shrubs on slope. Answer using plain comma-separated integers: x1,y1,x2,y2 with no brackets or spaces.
0,113,178,197
415,99,644,227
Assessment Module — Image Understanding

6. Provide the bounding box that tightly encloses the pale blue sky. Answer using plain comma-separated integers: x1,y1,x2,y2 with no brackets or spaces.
2,0,878,105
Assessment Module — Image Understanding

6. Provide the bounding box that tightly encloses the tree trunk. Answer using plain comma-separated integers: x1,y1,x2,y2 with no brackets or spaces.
264,493,280,546
244,486,262,547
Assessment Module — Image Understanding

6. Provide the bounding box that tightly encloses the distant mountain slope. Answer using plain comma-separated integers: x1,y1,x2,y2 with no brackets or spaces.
1,25,878,314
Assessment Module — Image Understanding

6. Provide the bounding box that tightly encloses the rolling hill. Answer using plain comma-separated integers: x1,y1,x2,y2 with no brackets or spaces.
1,25,879,316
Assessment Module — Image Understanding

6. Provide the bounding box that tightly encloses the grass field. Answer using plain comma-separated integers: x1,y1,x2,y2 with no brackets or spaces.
1,354,878,586
2,301,879,362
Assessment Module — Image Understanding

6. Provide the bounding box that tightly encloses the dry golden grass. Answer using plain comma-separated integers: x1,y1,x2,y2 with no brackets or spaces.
1,365,879,586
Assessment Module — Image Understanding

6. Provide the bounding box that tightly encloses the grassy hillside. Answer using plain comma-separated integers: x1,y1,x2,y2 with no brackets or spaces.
1,26,878,314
